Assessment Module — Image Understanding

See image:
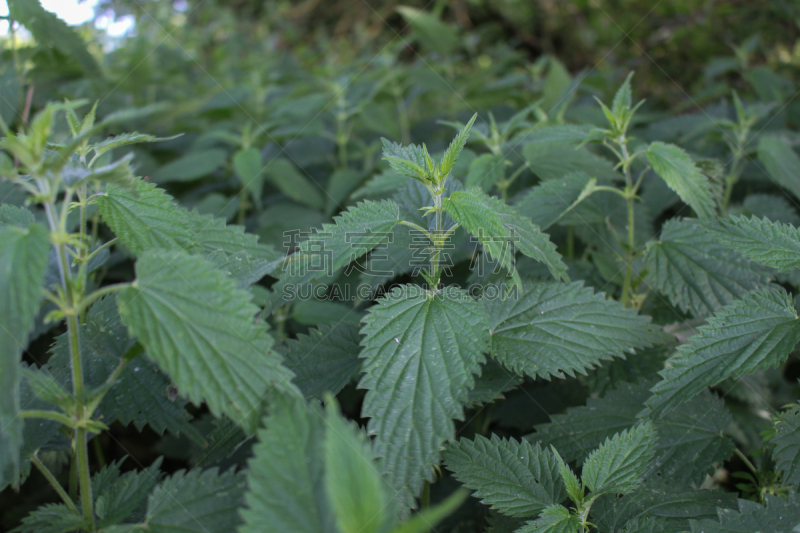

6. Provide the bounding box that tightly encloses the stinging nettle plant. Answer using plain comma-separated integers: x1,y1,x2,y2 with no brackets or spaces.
1,69,800,533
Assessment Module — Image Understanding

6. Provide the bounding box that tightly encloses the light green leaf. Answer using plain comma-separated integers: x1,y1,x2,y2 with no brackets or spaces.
0,222,49,482
690,494,800,533
0,204,35,228
581,423,658,497
118,250,297,433
8,0,99,74
62,154,135,188
10,503,86,533
91,132,179,160
153,149,228,183
264,157,325,210
277,199,400,287
439,113,477,177
769,402,800,485
488,281,660,380
144,467,246,533
612,72,634,117
644,287,800,418
280,320,362,401
98,179,194,255
239,395,335,533
517,505,581,533
646,142,716,219
381,139,430,183
359,285,490,507
443,435,567,518
234,147,265,201
444,188,567,284
644,218,772,317
324,398,392,533
758,135,800,201
704,215,800,272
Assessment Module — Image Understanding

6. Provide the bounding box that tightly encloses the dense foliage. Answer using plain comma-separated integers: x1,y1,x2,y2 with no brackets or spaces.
1,1,800,532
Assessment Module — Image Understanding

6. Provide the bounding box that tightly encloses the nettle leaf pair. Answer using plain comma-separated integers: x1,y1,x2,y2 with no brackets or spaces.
445,423,658,532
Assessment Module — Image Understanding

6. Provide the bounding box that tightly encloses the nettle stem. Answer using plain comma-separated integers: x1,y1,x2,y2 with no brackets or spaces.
42,185,96,528
430,187,445,289
618,138,637,308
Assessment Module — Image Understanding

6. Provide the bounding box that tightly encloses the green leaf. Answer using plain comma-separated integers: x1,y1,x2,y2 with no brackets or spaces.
534,381,734,485
769,402,800,485
612,72,634,117
514,172,596,230
359,285,490,507
324,398,392,533
646,142,716,219
91,132,179,161
444,188,567,284
118,250,297,433
542,57,572,114
522,141,619,182
264,157,325,210
395,6,460,55
389,489,468,533
187,210,282,286
98,179,194,255
591,478,738,533
758,135,800,201
443,435,567,518
239,395,335,533
741,193,800,226
144,467,246,533
10,503,86,533
0,222,49,482
234,147,265,202
581,422,658,497
62,154,136,188
8,0,99,75
552,448,582,504
280,320,363,401
277,199,400,287
516,505,581,533
644,287,800,418
45,297,199,439
0,65,20,126
488,281,660,380
0,204,35,228
465,153,505,191
704,215,800,272
153,148,228,183
644,218,772,317
690,494,800,533
381,139,430,183
100,179,280,285
440,113,477,177
94,458,163,528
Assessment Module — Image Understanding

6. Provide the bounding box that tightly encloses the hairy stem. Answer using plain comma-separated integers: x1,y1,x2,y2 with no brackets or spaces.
619,139,637,307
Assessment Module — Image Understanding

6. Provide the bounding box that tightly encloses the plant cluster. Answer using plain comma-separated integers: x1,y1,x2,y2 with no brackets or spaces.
1,1,800,533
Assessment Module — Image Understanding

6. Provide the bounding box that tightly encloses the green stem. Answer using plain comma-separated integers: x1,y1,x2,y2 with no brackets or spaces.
22,410,76,427
43,189,95,530
734,447,759,476
84,238,118,263
75,427,93,526
31,454,80,515
619,139,637,308
430,190,444,288
421,479,431,533
76,282,131,315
